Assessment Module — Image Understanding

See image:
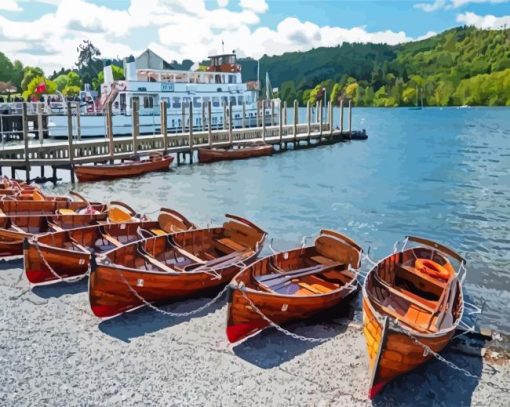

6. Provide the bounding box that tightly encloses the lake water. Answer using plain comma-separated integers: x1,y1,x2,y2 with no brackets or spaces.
41,107,510,334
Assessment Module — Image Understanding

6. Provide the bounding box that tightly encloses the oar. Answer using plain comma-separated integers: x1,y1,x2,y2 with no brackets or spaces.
436,277,459,330
258,262,344,289
257,264,327,283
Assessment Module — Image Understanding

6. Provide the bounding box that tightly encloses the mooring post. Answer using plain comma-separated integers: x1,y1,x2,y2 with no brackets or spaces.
348,99,353,139
228,101,233,145
189,101,194,163
242,101,246,128
75,102,81,141
328,101,333,137
271,100,275,126
315,101,319,123
307,100,311,138
160,100,168,153
262,100,266,141
256,100,261,128
319,100,323,140
132,98,139,156
106,100,114,164
208,100,212,147
37,103,44,145
22,103,30,182
293,99,298,145
66,102,75,183
278,101,283,148
223,102,227,130
340,99,344,135
283,101,288,125
201,101,205,132
179,103,184,134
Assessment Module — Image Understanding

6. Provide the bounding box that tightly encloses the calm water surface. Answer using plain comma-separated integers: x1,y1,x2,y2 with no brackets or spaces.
43,107,510,333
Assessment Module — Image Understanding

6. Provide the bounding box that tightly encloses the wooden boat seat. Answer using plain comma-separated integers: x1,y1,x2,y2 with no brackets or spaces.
58,209,75,215
373,271,436,313
396,263,447,289
150,228,167,236
102,233,123,248
215,238,246,253
310,255,335,265
172,246,204,264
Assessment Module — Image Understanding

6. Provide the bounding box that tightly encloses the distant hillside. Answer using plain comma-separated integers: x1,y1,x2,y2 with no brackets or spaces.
239,26,510,106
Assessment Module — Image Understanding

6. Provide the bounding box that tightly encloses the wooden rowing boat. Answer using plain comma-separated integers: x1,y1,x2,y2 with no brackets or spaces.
89,214,266,319
0,212,108,257
0,193,104,215
226,229,362,343
198,144,272,163
362,236,465,399
24,208,195,285
75,153,173,182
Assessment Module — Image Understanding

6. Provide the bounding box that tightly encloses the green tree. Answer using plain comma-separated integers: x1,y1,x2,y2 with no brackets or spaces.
22,76,57,100
21,67,44,91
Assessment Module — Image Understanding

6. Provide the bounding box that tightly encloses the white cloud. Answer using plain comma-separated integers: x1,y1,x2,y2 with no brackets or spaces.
0,0,426,74
415,0,509,11
0,0,22,12
217,0,229,6
239,0,268,13
416,30,438,40
414,0,446,12
456,11,510,27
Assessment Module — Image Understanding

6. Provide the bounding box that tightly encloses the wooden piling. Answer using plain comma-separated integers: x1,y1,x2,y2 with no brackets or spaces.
328,101,333,137
22,103,30,182
348,99,352,139
315,101,319,123
66,102,75,183
160,100,168,153
283,101,287,125
307,100,311,138
131,98,139,156
106,101,114,164
228,101,233,145
189,101,194,163
340,99,344,134
319,100,323,139
75,102,81,141
181,104,185,134
242,101,246,128
37,103,44,145
208,100,212,147
293,99,298,145
271,100,275,126
223,102,227,130
279,101,283,147
201,101,206,132
262,100,266,141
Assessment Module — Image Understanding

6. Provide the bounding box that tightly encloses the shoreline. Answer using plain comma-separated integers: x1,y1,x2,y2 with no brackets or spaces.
1,259,509,406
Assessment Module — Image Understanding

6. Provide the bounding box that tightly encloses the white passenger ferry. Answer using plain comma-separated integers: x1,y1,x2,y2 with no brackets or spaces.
47,49,278,138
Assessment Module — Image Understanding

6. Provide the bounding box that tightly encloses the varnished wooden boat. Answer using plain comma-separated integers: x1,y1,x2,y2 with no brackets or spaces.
0,212,107,257
198,144,272,163
362,236,465,399
24,208,195,285
226,229,362,343
89,214,266,318
75,153,173,182
0,194,104,215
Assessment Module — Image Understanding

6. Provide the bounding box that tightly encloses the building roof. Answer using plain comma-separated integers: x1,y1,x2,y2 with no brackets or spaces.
136,49,174,70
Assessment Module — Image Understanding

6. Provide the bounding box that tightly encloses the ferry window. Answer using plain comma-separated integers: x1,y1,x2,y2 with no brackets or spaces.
238,96,244,105
178,119,181,127
182,97,190,108
171,119,175,128
193,97,201,108
228,75,235,84
221,96,228,106
203,96,210,105
143,96,153,108
230,96,236,106
161,97,170,107
172,97,181,108
212,97,220,107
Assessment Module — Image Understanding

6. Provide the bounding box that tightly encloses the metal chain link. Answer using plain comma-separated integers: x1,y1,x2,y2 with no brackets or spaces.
34,239,90,284
239,287,339,344
116,267,230,317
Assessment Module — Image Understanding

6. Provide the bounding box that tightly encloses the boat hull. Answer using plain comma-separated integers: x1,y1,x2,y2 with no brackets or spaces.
75,156,173,182
89,260,250,319
227,283,356,343
198,145,272,163
362,289,455,399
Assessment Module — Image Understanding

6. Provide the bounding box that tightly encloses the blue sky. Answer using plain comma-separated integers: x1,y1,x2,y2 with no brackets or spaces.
0,0,509,73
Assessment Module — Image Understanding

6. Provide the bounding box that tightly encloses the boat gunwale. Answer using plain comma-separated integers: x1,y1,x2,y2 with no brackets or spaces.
362,245,464,339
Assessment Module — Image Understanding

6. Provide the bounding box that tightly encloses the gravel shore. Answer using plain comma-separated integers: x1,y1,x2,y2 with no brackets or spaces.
1,259,509,406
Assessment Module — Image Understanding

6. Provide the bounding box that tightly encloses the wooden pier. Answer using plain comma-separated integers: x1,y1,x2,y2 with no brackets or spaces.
0,99,364,183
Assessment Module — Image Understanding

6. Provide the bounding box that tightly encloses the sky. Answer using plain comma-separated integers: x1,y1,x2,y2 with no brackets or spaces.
0,0,509,74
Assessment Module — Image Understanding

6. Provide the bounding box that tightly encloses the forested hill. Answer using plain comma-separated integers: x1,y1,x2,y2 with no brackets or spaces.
239,26,510,107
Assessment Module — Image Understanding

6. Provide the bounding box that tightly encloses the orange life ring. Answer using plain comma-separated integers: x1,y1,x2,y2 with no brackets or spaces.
415,258,452,281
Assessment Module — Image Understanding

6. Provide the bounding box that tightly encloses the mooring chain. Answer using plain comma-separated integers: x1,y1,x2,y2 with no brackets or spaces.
239,288,331,343
116,268,230,317
34,239,90,284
